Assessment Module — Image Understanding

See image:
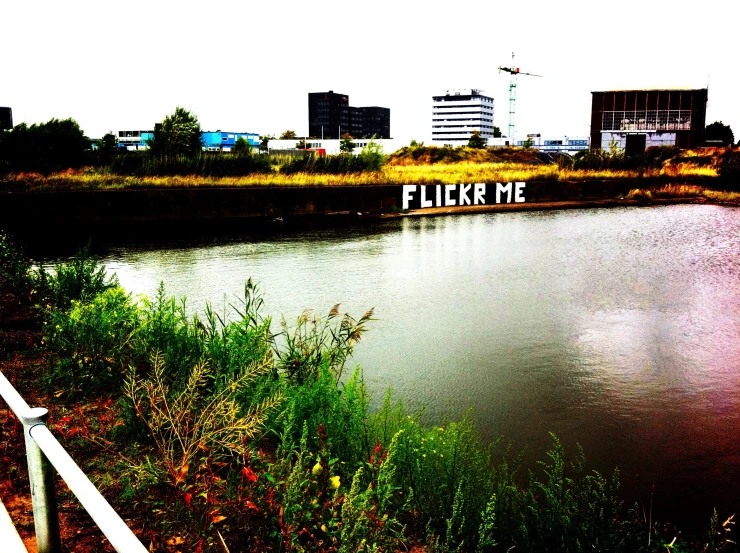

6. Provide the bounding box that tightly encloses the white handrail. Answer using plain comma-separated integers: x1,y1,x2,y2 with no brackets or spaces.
30,425,147,552
0,497,29,553
0,370,147,553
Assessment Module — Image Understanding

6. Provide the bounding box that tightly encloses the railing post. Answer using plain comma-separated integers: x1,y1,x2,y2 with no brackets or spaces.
21,407,62,553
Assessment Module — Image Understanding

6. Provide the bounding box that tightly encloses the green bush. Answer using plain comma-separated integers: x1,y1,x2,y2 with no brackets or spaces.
36,245,118,311
0,118,92,174
44,287,139,394
0,231,34,295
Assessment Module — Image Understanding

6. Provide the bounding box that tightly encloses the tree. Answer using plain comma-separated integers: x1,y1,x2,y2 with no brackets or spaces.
522,136,534,150
259,134,274,154
148,107,203,158
340,133,355,154
0,117,91,173
96,132,118,165
467,130,487,149
704,121,734,147
296,138,307,149
280,130,297,140
358,138,386,171
233,136,251,155
493,126,502,138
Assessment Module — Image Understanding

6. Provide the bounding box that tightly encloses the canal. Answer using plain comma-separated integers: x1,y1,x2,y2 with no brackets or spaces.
84,204,740,527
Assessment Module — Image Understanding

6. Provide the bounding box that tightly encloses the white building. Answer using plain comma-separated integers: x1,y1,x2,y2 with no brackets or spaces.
267,138,399,155
432,89,495,145
488,135,590,154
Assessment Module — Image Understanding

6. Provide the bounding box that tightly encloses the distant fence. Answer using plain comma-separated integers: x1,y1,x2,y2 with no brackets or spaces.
0,371,147,553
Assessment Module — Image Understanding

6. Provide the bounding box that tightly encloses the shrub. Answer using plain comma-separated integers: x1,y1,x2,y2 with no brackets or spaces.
718,149,740,188
44,287,139,394
0,231,33,294
124,352,281,484
275,305,374,385
36,244,118,311
0,118,91,174
277,364,370,471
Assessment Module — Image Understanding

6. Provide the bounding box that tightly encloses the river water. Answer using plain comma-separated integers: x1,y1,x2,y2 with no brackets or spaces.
98,204,740,527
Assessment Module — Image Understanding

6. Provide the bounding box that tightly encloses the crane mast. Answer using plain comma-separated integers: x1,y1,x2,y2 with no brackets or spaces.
498,52,541,143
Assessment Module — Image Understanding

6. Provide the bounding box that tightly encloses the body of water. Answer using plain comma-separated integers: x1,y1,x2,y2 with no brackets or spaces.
97,204,740,527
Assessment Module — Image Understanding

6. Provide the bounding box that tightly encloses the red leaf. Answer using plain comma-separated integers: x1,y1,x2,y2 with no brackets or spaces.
241,466,257,483
184,492,192,508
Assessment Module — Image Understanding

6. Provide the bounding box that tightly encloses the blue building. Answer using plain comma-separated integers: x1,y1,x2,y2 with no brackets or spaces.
117,130,260,151
201,131,260,152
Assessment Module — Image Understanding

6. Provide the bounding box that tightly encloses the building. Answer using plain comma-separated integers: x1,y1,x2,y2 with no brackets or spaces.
432,89,495,145
117,130,154,150
201,132,260,152
590,88,707,153
117,130,259,152
267,137,399,156
0,107,13,131
308,91,391,139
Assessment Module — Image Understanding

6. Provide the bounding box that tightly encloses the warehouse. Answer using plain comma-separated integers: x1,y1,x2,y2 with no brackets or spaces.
590,88,707,154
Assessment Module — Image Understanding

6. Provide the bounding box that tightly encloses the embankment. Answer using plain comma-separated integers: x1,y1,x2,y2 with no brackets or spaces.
0,179,713,248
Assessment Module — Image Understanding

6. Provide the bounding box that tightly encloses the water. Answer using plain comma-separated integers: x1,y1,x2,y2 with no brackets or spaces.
99,204,740,526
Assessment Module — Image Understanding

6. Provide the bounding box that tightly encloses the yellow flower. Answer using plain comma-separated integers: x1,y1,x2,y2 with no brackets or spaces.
312,461,323,476
321,524,327,533
329,476,341,489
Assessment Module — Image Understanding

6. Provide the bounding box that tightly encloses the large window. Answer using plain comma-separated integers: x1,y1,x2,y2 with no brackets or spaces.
602,110,691,131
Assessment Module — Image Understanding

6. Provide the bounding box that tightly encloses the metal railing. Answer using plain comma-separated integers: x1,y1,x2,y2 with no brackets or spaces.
0,371,147,553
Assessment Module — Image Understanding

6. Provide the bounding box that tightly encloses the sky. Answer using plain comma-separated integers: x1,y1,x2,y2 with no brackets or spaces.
2,0,738,145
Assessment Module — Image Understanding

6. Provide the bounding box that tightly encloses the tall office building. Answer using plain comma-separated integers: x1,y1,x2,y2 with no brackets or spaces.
0,107,12,131
431,89,495,145
309,92,390,139
309,91,350,139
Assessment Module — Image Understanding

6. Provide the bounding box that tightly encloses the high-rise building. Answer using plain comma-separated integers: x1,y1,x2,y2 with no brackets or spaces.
431,89,495,145
308,92,390,139
308,91,350,139
0,107,13,131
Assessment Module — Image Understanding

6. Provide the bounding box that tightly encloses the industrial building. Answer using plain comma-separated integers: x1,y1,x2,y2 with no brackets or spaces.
0,107,13,131
308,91,391,139
590,88,707,153
267,137,399,156
432,89,495,145
116,130,260,152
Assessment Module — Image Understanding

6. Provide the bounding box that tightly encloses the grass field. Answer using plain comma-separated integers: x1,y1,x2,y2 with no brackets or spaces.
0,162,719,190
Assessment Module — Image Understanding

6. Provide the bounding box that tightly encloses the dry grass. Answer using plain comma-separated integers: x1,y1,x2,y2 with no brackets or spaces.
703,189,740,203
0,160,719,190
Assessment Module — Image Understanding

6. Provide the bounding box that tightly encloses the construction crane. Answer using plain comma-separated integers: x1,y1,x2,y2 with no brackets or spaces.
498,52,541,142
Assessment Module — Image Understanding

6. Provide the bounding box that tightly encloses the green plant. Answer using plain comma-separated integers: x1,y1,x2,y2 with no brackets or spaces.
277,364,370,471
148,106,203,158
275,305,374,384
36,244,118,311
357,139,386,172
340,133,356,154
0,231,33,294
125,352,281,484
44,286,139,394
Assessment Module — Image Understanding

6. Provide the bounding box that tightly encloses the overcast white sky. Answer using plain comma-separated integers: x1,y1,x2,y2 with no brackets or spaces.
2,0,738,144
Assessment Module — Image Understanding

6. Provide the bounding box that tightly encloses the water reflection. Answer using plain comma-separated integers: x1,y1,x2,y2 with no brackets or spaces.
102,205,740,526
